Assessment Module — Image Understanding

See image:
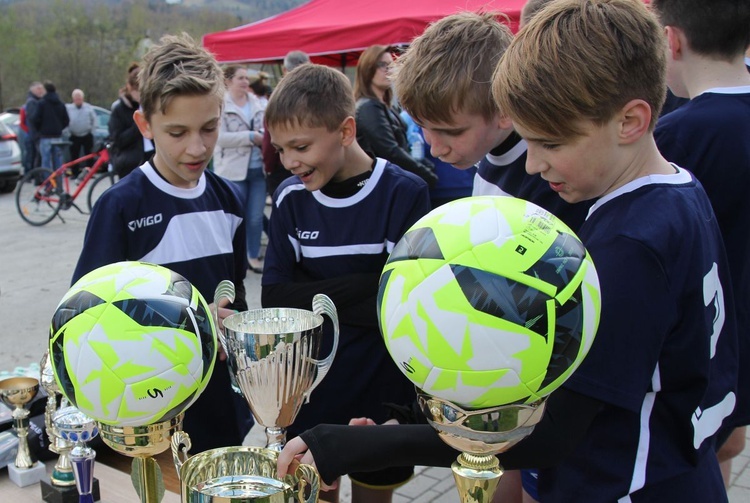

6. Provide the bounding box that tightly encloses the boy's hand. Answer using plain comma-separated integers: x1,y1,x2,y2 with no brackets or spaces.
209,301,235,361
277,437,339,491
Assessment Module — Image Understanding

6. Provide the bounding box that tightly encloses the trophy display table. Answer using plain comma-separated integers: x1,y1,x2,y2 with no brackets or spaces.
0,453,181,502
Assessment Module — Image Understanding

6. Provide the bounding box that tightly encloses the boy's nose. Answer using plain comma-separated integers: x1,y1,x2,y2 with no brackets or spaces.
524,146,545,175
186,135,207,156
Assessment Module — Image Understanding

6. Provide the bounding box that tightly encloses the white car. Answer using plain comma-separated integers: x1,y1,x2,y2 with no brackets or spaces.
0,120,22,193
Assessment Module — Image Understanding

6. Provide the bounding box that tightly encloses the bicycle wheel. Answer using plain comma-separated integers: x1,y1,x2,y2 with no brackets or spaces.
87,172,117,212
16,168,63,226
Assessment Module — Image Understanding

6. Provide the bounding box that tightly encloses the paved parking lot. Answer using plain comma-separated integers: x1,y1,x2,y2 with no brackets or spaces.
1,189,749,501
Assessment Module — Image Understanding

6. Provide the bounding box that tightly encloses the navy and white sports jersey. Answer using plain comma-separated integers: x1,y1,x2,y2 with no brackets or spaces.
655,87,750,427
72,161,250,452
73,161,247,299
263,158,431,436
473,132,592,232
539,168,738,502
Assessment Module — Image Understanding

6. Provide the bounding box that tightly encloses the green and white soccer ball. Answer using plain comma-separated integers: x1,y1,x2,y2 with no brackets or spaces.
378,196,601,409
49,261,217,426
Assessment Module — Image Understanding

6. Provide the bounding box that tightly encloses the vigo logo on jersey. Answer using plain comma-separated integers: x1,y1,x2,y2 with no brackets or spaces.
296,228,319,240
128,213,164,232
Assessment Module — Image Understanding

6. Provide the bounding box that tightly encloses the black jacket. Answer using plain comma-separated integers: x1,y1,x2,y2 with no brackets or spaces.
355,97,437,187
109,96,146,178
30,92,69,138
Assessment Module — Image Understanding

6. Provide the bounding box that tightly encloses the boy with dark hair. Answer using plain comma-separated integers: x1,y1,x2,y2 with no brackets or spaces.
278,1,739,500
72,33,253,453
391,11,591,232
262,63,431,503
651,0,750,485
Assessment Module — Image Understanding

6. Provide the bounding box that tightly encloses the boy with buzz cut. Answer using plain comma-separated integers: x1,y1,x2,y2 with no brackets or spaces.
391,11,592,233
277,1,740,501
262,64,430,503
651,0,750,486
72,33,253,453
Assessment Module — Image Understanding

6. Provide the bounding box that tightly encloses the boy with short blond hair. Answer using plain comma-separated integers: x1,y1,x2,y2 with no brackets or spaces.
392,11,591,231
263,64,430,502
73,33,253,453
277,1,740,501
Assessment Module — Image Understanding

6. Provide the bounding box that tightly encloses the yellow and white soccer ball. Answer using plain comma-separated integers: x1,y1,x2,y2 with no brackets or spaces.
378,196,601,409
49,261,217,426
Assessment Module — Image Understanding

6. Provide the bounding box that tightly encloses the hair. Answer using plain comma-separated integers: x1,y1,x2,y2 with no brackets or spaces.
521,0,554,26
392,12,513,124
138,33,224,120
222,64,246,82
354,45,393,104
43,81,56,93
250,79,267,97
651,0,750,60
492,0,666,139
126,62,140,90
72,89,84,98
265,64,354,132
29,81,42,90
283,50,310,72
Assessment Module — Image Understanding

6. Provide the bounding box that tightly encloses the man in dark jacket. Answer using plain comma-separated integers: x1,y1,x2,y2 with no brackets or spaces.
30,81,69,171
21,82,45,172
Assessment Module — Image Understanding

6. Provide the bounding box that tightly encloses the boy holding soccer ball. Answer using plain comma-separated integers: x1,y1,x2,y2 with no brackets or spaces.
278,1,740,500
72,34,253,453
262,63,431,502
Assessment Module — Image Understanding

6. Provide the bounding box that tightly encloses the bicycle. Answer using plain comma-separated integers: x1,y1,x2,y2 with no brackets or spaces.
15,142,117,226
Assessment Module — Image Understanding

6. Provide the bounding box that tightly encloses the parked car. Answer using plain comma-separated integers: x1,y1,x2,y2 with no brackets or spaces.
0,120,22,193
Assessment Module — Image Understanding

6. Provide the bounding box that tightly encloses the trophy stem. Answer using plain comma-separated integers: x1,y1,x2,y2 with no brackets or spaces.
451,453,504,503
13,409,34,469
265,426,286,451
70,445,96,503
131,456,165,503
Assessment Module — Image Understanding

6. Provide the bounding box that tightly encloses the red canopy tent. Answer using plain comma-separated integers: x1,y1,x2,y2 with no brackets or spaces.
202,0,526,67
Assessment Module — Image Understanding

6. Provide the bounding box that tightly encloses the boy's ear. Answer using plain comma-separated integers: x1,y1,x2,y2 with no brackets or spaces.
133,110,154,140
617,99,651,145
497,114,514,130
664,26,685,61
340,116,357,146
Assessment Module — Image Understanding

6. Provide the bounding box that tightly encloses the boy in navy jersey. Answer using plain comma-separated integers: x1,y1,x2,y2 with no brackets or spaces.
651,0,750,485
72,34,253,453
277,1,740,501
392,11,591,236
262,64,430,503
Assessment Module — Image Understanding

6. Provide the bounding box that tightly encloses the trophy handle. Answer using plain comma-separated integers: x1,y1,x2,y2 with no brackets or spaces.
170,430,192,481
307,294,339,398
293,461,321,503
213,280,236,353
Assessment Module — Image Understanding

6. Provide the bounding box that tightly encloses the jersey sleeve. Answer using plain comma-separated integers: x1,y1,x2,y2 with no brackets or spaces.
71,192,130,284
563,234,674,412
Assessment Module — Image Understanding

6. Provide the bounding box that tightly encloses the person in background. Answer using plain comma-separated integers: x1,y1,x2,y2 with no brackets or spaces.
214,65,266,273
21,81,44,173
354,45,437,188
652,0,750,488
262,50,311,199
109,63,153,179
30,81,69,171
65,89,97,174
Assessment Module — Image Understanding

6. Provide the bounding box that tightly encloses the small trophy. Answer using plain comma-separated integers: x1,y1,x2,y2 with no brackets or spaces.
0,376,47,487
40,350,79,502
171,430,320,502
418,393,546,502
53,406,101,503
214,281,339,450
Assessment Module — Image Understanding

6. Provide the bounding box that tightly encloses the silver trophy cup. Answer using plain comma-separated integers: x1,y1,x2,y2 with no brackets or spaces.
214,281,339,450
